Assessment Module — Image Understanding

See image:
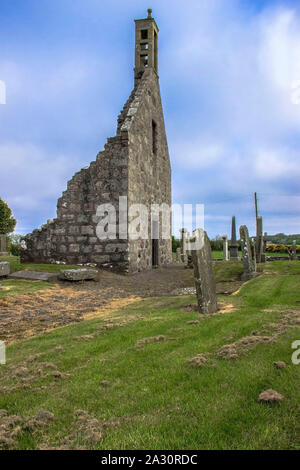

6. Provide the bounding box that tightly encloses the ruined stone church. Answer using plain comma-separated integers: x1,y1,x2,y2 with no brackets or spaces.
21,10,172,273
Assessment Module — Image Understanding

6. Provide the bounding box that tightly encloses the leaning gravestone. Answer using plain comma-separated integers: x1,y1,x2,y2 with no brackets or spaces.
0,235,9,256
0,262,10,277
229,216,239,260
191,229,218,314
239,225,257,280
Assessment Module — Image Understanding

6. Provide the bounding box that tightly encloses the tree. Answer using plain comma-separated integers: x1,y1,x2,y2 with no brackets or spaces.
0,198,16,234
172,235,180,253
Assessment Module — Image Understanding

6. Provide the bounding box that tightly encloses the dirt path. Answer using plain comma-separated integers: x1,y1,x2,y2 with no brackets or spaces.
0,264,243,344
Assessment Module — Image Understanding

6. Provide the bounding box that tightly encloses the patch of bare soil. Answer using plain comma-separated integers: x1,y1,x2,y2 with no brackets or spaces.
216,309,300,360
0,265,192,344
0,409,54,449
188,354,209,367
0,358,70,396
258,389,283,403
0,264,244,344
136,335,167,346
274,361,286,369
188,309,300,365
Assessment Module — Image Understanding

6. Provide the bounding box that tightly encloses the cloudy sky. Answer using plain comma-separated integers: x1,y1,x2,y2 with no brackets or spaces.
1,0,300,239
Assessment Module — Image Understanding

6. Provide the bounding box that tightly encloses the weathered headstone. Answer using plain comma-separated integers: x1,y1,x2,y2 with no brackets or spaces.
263,232,267,253
222,235,229,261
255,216,264,263
176,247,182,262
292,240,297,260
0,262,10,277
261,231,267,262
185,235,194,269
180,228,188,264
251,238,257,273
191,229,218,314
229,216,239,260
239,225,257,280
0,235,9,256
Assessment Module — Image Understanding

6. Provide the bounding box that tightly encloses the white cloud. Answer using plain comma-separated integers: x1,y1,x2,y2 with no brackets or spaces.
0,141,80,213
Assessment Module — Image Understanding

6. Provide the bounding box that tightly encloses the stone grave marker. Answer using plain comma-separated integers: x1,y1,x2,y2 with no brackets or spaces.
222,235,229,260
229,216,239,260
239,225,257,280
191,229,218,314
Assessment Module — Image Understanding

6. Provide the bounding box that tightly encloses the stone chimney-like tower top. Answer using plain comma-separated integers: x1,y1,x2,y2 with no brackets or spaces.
134,9,159,85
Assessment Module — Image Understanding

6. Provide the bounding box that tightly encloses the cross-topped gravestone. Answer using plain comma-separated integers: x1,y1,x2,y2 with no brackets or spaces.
239,225,257,280
191,229,218,314
229,216,239,260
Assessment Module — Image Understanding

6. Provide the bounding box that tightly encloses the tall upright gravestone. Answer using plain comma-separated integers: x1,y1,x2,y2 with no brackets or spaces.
222,235,229,261
255,216,264,263
229,216,239,260
180,228,188,264
176,247,182,262
292,240,297,260
191,229,218,314
239,225,257,280
0,235,9,256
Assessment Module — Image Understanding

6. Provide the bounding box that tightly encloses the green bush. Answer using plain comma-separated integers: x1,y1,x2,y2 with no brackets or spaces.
8,234,22,256
172,236,180,253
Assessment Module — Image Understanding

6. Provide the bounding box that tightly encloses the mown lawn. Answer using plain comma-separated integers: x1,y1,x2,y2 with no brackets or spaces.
0,256,81,273
0,260,299,450
0,279,54,297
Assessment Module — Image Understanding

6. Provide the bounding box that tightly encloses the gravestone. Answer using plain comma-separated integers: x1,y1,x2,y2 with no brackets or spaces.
222,235,229,260
186,235,193,269
191,229,218,314
180,228,188,264
239,225,257,280
261,232,267,262
292,240,297,260
251,238,257,273
255,216,264,263
229,216,239,260
0,262,10,277
176,247,182,262
0,235,9,256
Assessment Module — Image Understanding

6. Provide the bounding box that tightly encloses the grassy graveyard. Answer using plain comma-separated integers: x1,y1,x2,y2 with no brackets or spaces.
0,259,299,450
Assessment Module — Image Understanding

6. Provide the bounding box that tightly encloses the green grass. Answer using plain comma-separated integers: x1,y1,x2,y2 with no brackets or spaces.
0,256,83,273
211,251,289,259
0,279,53,296
0,261,299,449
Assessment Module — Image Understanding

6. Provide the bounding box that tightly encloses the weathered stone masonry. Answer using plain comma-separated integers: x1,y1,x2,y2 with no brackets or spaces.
21,11,172,273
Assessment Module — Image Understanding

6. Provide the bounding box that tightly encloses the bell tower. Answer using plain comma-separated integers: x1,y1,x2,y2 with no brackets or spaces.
134,9,159,85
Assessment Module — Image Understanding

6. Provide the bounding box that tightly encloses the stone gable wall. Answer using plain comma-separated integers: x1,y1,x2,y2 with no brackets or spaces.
21,68,172,273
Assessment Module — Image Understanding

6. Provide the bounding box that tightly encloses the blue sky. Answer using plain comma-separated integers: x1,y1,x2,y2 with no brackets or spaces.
1,0,300,239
